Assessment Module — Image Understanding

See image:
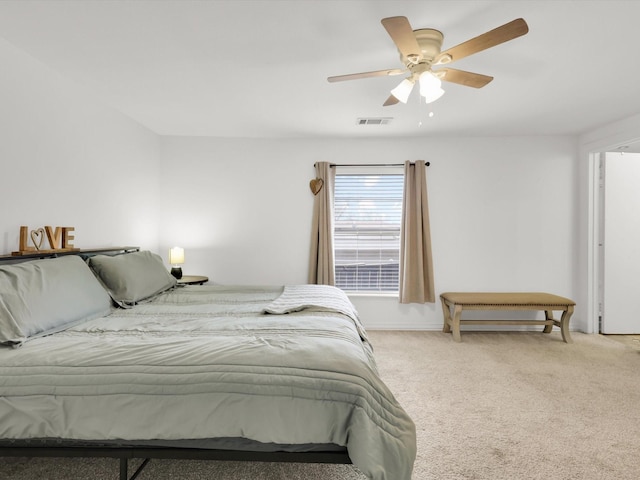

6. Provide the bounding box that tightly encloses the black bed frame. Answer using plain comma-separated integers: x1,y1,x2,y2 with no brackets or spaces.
0,247,352,478
0,446,352,480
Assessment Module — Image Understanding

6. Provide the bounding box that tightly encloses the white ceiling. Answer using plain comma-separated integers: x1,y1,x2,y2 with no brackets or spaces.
1,0,640,142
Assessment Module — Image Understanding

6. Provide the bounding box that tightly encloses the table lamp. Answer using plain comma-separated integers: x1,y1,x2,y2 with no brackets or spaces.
169,246,184,279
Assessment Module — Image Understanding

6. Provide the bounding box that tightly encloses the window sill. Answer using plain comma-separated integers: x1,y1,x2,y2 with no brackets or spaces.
343,291,399,299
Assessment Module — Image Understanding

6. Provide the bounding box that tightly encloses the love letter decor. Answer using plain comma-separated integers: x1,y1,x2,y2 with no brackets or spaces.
309,178,324,195
12,225,79,256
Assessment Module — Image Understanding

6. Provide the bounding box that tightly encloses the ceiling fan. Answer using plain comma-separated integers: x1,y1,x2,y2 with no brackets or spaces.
328,16,529,106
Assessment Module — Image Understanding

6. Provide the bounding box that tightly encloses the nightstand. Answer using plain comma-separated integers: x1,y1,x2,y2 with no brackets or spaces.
177,275,209,285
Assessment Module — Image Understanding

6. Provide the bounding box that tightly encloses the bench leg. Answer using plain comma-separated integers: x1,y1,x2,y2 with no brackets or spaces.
441,298,452,334
559,306,574,343
441,299,462,341
440,297,462,342
450,305,463,342
543,310,554,334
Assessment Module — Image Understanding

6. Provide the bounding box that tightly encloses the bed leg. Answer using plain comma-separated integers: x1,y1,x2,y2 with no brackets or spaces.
120,458,128,480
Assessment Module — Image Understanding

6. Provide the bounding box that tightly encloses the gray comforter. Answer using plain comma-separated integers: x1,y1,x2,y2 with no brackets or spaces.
0,285,416,480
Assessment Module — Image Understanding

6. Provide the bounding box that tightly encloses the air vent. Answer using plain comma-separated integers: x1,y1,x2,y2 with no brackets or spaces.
356,117,393,126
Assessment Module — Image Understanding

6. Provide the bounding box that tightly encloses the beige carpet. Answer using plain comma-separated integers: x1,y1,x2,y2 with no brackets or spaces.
3,331,640,479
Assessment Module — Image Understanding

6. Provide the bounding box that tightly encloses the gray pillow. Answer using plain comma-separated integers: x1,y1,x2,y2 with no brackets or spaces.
0,255,113,347
88,250,177,307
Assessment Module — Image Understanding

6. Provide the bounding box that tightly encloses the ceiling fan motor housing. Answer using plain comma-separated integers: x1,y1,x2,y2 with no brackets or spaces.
412,29,444,64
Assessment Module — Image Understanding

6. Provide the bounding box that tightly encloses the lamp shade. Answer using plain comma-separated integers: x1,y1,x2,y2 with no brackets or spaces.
390,78,415,104
169,246,185,265
419,72,445,104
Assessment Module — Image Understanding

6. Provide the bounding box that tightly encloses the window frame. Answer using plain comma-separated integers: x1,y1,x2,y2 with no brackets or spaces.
333,166,404,296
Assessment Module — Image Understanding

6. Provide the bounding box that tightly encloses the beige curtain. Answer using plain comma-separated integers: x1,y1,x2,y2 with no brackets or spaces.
308,162,336,285
399,160,435,303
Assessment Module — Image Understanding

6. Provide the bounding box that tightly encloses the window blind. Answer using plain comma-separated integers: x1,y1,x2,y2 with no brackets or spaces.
334,173,403,292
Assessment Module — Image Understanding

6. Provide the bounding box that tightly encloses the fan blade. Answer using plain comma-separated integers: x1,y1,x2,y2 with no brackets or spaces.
436,68,493,88
434,18,528,65
383,95,400,106
327,68,406,83
381,16,422,63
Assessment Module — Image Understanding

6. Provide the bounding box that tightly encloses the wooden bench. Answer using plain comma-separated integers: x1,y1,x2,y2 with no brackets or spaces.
440,292,576,343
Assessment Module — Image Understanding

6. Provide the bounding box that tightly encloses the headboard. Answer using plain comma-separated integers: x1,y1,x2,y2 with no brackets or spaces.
0,246,140,265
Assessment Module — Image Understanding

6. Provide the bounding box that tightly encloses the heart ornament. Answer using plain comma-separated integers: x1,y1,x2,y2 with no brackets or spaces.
309,178,324,195
30,228,45,250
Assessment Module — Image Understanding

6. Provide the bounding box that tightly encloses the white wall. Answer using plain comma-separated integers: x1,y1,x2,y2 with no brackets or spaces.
160,135,578,330
0,38,161,254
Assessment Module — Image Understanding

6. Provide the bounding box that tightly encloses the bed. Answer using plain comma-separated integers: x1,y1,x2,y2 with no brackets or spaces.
0,250,416,480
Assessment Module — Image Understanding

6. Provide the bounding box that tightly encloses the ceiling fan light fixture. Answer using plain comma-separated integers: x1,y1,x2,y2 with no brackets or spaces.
419,71,445,104
390,78,415,103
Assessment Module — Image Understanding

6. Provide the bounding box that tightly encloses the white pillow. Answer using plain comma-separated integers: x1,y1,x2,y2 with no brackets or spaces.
0,255,112,347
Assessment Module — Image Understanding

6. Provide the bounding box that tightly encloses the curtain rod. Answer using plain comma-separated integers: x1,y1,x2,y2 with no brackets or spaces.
314,162,430,167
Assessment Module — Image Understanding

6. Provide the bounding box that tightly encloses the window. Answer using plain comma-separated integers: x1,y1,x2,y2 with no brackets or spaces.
334,170,403,293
